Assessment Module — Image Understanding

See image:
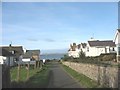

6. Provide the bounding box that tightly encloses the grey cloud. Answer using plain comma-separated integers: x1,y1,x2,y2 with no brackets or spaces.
27,38,38,41
44,38,56,42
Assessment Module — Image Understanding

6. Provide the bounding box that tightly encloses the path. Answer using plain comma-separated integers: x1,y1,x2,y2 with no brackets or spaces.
47,62,82,88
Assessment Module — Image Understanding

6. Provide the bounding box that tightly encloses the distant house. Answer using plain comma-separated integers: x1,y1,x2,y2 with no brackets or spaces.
0,47,14,66
80,43,87,54
1,45,24,65
114,29,120,57
85,40,116,57
22,50,40,62
68,43,80,58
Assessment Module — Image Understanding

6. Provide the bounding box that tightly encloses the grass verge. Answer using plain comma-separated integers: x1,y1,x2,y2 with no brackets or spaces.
10,63,51,88
10,65,40,82
25,63,51,88
62,64,100,88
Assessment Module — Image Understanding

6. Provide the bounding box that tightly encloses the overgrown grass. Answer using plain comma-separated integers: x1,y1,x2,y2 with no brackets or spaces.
10,65,40,82
25,63,50,88
62,64,100,88
10,63,51,88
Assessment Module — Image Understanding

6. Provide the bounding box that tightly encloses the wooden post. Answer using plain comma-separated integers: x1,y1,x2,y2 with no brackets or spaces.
26,62,30,80
17,63,20,82
34,61,36,69
37,61,38,68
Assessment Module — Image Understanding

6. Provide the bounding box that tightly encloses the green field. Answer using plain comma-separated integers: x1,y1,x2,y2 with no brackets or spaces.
62,64,100,88
10,63,51,88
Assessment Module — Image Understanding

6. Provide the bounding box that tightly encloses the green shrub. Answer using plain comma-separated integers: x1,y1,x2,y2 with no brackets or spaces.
62,55,73,61
100,53,116,61
79,50,86,59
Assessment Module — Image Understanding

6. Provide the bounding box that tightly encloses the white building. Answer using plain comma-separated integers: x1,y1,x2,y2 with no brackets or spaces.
68,43,87,58
85,40,116,57
114,29,120,61
68,43,80,58
114,29,120,55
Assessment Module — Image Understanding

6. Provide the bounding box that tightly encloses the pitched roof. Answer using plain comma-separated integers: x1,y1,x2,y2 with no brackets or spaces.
23,50,40,58
88,40,116,47
23,51,32,58
26,50,40,55
0,47,14,56
1,46,23,56
81,43,87,48
118,29,120,32
77,44,81,49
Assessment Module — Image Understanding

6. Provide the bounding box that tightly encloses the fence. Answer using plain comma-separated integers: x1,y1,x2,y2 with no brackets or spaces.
2,64,11,88
2,61,42,88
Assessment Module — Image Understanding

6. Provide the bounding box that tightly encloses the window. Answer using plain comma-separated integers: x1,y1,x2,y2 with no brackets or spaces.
87,47,89,52
113,48,115,51
118,47,120,55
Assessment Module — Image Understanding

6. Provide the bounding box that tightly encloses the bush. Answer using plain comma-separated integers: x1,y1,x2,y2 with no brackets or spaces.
79,50,86,59
100,53,116,61
62,55,72,61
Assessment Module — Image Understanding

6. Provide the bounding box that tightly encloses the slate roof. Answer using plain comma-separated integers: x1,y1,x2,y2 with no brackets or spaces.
1,46,23,57
23,50,40,58
0,47,14,56
26,50,40,55
23,52,32,58
88,40,116,47
118,29,120,32
81,43,87,48
77,44,80,49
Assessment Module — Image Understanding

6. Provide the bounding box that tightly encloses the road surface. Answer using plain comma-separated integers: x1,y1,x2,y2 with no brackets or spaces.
47,62,82,88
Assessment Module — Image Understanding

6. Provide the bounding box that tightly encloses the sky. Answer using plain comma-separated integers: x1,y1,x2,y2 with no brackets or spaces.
2,2,118,54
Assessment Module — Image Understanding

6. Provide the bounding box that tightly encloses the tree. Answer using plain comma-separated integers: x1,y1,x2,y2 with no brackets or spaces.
79,50,86,59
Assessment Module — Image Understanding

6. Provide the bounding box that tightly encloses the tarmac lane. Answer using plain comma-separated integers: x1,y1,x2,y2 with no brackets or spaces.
47,62,83,88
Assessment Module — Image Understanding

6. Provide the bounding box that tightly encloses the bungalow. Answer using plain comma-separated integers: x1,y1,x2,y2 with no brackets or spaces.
85,40,116,57
0,47,14,66
22,50,40,62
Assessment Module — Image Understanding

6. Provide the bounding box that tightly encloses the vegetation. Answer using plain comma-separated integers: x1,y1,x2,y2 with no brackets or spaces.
62,52,118,67
61,54,73,61
79,50,86,59
99,53,116,61
62,64,99,88
25,64,50,88
10,63,51,88
10,65,40,82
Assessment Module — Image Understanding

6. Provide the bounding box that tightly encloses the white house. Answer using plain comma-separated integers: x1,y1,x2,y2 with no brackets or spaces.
68,43,87,58
0,48,14,66
80,43,87,54
85,40,116,57
68,43,80,58
114,29,120,61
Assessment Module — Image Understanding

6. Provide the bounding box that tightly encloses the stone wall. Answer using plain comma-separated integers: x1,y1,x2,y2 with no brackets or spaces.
62,61,118,88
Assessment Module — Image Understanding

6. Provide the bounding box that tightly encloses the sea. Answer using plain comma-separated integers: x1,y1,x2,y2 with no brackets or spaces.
40,53,66,60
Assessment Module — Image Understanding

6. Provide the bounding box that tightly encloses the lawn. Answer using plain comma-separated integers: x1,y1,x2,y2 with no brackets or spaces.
10,63,51,88
62,64,100,88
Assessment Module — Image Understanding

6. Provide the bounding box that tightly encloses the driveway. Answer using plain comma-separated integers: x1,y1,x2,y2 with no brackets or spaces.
47,62,82,88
